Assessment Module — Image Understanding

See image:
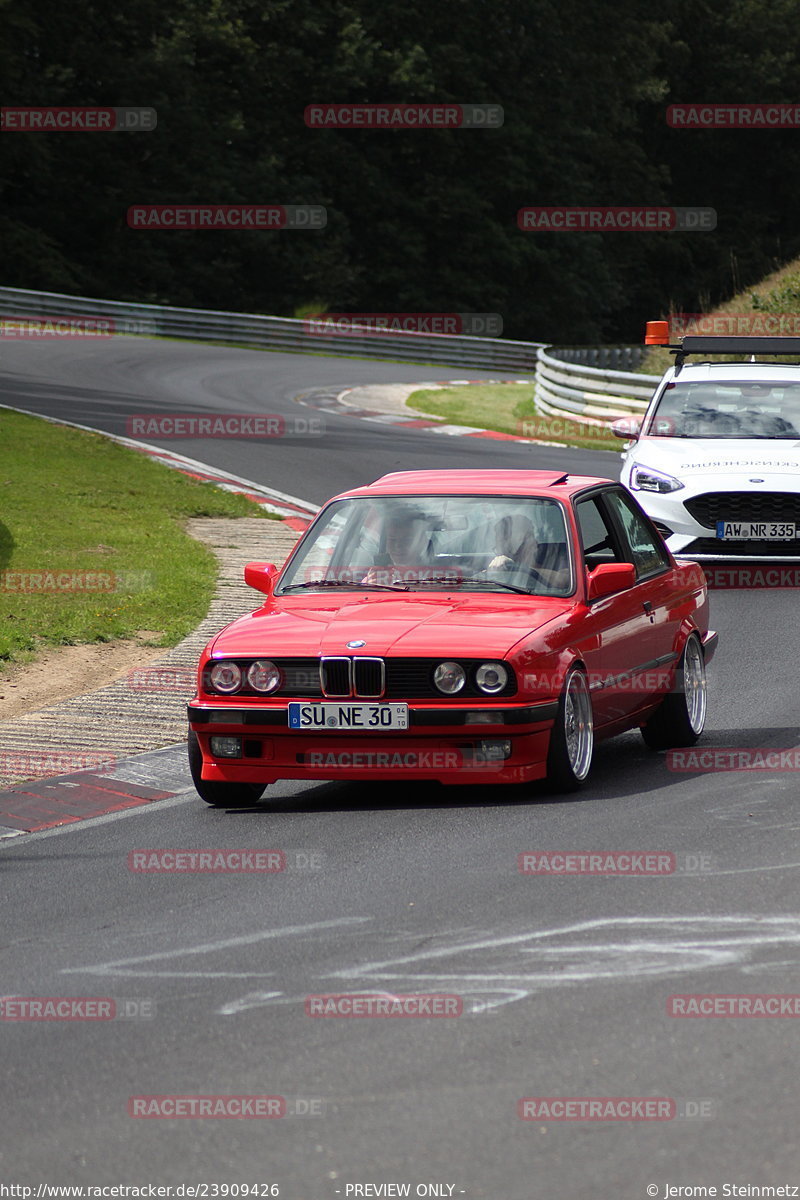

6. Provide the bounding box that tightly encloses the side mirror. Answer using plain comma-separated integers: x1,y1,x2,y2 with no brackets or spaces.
244,561,279,596
610,417,642,441
587,562,636,601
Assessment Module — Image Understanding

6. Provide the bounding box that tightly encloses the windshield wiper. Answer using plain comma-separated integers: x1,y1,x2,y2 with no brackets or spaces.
410,574,535,595
282,579,409,592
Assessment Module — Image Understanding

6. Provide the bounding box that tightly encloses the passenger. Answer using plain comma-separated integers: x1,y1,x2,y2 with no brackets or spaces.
487,514,569,590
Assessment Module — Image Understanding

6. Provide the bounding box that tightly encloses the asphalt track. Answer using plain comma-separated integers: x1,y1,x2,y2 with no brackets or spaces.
2,337,800,1197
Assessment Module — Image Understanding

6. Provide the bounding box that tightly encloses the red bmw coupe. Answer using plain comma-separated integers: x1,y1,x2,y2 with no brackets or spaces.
187,469,717,804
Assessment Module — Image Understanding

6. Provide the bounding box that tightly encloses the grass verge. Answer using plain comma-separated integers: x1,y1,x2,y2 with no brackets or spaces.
0,408,277,664
639,254,800,375
406,384,622,452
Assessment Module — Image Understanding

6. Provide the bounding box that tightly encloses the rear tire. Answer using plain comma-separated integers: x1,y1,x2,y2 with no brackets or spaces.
641,633,706,751
188,731,265,808
546,667,594,793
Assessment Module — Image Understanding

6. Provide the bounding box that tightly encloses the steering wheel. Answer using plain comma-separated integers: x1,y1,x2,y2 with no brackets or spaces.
518,566,545,587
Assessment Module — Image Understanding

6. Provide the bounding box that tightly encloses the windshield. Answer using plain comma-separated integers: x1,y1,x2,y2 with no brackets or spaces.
646,380,800,439
277,495,574,597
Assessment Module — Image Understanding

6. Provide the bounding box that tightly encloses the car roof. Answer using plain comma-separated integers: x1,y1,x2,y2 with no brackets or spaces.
332,469,613,501
665,362,800,383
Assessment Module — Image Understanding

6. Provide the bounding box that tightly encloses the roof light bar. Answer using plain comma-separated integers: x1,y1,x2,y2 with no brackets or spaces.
644,322,800,371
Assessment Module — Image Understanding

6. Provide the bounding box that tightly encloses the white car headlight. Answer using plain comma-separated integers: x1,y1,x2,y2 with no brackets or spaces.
434,661,466,695
630,464,685,494
475,662,508,694
209,661,243,694
247,660,282,693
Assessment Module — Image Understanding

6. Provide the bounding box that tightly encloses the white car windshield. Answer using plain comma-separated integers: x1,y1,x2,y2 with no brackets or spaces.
278,495,573,596
647,380,800,439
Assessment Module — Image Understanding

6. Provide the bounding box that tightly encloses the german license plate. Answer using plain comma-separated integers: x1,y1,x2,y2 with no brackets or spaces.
288,702,409,730
715,521,799,540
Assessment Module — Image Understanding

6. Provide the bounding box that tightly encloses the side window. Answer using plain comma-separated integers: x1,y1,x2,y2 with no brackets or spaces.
575,497,623,571
604,490,669,577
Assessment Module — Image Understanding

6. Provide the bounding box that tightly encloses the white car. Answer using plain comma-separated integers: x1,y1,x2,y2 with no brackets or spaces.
615,330,800,560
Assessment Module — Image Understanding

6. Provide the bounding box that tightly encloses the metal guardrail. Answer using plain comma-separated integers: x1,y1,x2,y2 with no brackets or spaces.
0,286,544,373
535,347,660,426
545,345,649,371
0,285,661,426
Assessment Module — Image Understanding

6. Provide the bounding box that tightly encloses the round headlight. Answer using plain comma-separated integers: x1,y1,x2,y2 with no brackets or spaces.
209,661,242,694
247,659,282,693
434,661,466,695
475,662,508,694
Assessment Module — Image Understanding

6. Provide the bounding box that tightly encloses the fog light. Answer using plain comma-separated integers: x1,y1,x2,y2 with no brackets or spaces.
476,739,512,761
210,736,242,758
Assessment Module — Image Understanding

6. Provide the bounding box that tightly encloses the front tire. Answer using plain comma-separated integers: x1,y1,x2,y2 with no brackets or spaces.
188,731,265,808
546,667,594,792
641,633,707,751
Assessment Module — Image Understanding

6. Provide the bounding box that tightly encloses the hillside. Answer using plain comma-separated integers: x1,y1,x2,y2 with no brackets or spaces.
639,255,800,374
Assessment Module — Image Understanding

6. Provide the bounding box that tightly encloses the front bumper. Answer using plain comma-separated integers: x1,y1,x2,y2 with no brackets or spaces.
630,486,800,561
187,699,559,785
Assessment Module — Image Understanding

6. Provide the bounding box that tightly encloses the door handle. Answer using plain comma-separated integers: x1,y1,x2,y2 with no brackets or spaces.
642,600,655,623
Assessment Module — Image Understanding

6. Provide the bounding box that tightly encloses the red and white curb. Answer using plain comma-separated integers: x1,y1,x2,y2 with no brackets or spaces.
0,746,192,839
0,403,319,531
297,380,574,448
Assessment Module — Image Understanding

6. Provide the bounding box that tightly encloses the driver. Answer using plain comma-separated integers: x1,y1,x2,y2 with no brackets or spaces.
361,506,431,584
487,514,568,589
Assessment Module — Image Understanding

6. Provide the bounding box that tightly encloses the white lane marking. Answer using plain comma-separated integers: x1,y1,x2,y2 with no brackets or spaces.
216,986,528,1016
217,915,800,1017
218,992,285,1014
61,917,370,977
326,915,800,985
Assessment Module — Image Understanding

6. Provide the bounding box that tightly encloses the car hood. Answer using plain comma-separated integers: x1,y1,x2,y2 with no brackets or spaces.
209,594,571,660
631,437,800,479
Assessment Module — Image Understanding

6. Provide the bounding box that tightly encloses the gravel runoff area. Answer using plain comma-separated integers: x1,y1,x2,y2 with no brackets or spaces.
0,518,300,789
